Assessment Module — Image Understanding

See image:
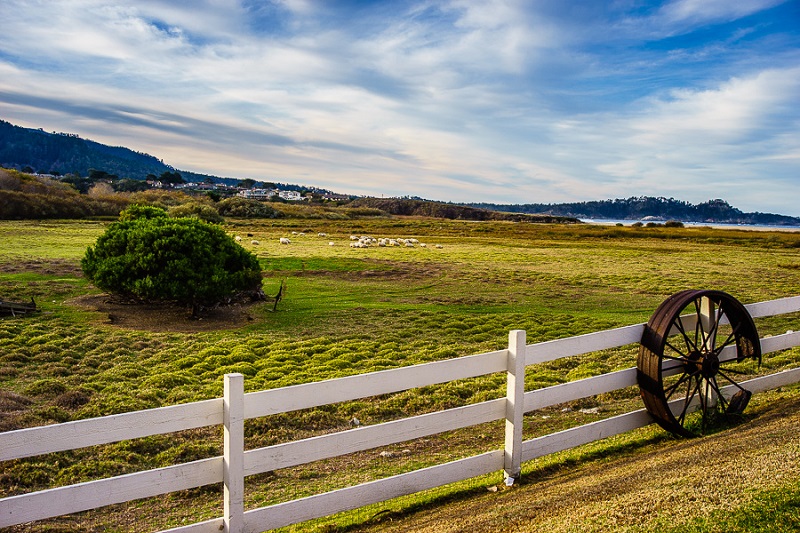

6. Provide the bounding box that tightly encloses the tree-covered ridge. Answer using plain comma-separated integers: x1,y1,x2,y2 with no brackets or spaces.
464,197,800,226
0,119,169,178
0,120,333,192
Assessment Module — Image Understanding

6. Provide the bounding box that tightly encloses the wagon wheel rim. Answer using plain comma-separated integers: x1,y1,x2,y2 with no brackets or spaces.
637,290,761,437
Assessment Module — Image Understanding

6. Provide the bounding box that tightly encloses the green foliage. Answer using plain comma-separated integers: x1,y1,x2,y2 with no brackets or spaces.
0,168,128,219
119,204,169,221
216,197,284,218
167,202,224,224
81,215,263,311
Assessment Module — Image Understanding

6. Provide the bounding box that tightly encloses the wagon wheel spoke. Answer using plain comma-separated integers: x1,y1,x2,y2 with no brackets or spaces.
707,306,725,351
673,316,698,354
663,340,690,359
677,375,702,426
713,329,739,356
716,369,750,393
664,371,693,400
707,377,729,411
693,298,706,350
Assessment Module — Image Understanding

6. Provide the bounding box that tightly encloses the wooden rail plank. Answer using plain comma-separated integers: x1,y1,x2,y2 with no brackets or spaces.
746,295,800,318
525,324,644,366
521,409,654,462
0,399,223,462
0,457,223,528
158,518,225,533
242,450,505,533
244,399,506,475
762,330,800,354
243,349,508,418
733,367,800,394
524,368,638,412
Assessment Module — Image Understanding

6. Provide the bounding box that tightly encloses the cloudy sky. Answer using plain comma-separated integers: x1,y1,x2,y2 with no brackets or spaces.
1,1,799,215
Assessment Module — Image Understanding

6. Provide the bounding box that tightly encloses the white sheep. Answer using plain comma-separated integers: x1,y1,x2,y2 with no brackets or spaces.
435,244,443,249
251,240,260,245
318,232,327,237
234,235,242,242
328,241,335,246
279,237,291,245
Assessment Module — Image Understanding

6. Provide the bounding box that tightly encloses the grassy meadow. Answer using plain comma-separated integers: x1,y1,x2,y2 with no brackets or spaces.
1,217,799,532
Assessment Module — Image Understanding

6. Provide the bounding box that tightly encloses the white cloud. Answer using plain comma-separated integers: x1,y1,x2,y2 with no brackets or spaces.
1,0,798,215
658,0,787,26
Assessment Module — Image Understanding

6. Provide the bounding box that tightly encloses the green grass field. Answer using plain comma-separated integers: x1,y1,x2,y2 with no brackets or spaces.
1,218,799,532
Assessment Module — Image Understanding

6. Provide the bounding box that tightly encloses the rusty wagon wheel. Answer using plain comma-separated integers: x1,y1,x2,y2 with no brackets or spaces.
637,289,761,437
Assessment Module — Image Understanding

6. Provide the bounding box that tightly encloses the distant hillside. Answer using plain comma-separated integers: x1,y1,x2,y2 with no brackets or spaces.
349,197,579,223
0,119,338,192
0,120,233,184
0,119,170,179
464,197,800,226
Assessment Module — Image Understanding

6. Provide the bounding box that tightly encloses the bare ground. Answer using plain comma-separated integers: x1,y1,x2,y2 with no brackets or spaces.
69,294,263,332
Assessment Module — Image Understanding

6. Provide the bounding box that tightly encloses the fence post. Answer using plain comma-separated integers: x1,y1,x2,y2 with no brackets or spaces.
504,329,526,484
224,373,244,533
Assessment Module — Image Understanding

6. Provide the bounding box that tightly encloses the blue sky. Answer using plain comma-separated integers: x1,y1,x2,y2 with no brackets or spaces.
1,1,799,215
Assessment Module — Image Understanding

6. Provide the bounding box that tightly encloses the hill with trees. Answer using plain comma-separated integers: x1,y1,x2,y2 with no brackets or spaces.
464,197,800,226
0,120,224,184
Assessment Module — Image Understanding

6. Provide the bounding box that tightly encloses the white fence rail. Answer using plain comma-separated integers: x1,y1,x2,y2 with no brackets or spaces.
1,296,799,532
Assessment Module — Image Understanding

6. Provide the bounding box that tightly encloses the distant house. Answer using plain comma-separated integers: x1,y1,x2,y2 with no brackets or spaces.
238,188,274,200
277,190,303,201
237,188,306,201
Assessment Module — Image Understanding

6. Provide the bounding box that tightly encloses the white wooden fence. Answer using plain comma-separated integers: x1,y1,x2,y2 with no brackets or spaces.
2,295,799,532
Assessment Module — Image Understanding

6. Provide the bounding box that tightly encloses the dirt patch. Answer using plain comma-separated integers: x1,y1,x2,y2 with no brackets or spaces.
0,259,82,276
69,294,264,333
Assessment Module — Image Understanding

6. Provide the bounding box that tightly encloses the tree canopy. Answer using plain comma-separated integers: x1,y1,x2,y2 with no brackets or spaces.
82,206,263,315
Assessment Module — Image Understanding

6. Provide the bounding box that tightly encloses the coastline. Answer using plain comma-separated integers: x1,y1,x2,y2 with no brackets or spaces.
580,218,800,232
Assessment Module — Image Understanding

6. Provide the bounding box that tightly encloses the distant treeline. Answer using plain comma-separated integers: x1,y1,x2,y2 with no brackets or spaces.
0,119,169,180
0,120,328,192
349,197,578,223
463,197,800,226
0,168,579,223
0,168,128,219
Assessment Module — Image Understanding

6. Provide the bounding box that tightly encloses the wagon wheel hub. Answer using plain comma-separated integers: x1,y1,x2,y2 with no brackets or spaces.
685,350,720,379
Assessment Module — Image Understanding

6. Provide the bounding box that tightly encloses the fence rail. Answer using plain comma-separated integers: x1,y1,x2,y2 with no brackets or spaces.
1,295,799,532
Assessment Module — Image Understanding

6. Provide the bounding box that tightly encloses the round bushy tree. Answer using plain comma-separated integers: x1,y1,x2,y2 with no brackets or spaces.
82,206,263,315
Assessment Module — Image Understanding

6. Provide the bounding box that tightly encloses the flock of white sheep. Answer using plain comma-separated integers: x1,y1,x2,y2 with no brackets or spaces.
233,232,443,249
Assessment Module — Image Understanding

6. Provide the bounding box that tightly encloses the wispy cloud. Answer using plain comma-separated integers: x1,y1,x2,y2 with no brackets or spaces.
0,0,798,215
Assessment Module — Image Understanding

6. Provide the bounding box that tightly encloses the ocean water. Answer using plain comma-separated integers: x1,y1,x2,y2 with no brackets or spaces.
580,219,800,232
